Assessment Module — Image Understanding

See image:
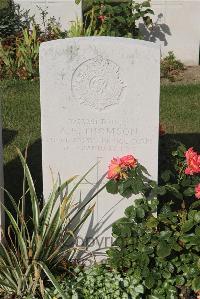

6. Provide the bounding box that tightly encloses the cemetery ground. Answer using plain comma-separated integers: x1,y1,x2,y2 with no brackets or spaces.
1,78,200,197
161,65,200,85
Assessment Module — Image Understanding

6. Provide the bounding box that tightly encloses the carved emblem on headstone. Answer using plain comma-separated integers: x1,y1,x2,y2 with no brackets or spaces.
71,56,126,111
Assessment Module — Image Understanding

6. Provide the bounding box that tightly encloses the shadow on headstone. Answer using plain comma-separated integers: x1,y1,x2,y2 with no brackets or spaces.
69,173,116,262
139,13,171,46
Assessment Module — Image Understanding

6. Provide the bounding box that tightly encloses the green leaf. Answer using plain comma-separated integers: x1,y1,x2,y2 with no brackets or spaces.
176,276,185,286
17,149,39,234
182,220,195,233
106,180,118,194
195,226,200,235
162,271,171,279
139,164,150,176
156,186,166,196
136,207,145,219
1,203,29,267
166,184,183,199
142,1,151,7
121,187,133,198
146,216,158,228
183,187,194,197
157,241,171,258
134,284,144,294
190,200,200,210
161,170,171,183
125,205,136,219
194,212,200,223
192,277,200,291
145,275,155,289
181,177,191,187
176,144,187,157
159,230,172,240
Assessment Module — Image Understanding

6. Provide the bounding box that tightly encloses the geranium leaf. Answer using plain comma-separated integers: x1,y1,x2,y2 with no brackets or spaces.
157,241,171,258
106,180,118,194
192,277,200,291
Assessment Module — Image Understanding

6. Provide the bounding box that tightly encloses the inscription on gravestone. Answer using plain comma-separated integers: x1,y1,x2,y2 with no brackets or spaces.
40,37,160,260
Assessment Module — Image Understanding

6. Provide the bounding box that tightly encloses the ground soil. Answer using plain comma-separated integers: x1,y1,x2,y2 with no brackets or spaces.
161,65,200,85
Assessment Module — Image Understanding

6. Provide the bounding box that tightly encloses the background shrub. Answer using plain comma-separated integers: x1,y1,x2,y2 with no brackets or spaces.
0,7,67,80
107,198,200,298
84,0,154,38
161,51,185,82
0,0,30,38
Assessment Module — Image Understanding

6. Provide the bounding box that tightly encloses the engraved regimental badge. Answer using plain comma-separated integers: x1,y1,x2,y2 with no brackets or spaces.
71,56,126,111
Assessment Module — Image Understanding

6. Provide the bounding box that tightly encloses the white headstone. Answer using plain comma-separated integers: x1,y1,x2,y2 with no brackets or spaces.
139,0,200,65
40,37,160,261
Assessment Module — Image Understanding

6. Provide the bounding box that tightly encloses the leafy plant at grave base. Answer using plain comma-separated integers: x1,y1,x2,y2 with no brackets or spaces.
36,148,200,298
161,51,185,82
83,0,154,38
45,263,145,299
0,149,105,298
106,145,200,298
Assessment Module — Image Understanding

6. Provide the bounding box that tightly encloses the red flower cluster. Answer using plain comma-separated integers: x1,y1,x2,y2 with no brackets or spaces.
195,184,200,199
98,15,106,22
185,147,200,175
185,148,200,200
107,155,137,180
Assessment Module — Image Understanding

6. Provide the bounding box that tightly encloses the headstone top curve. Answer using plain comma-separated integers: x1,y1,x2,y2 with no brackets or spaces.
39,36,160,52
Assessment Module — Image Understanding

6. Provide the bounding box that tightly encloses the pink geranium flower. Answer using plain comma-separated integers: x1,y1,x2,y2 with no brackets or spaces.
120,155,137,168
107,157,122,180
107,154,137,180
195,183,200,199
185,147,200,175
